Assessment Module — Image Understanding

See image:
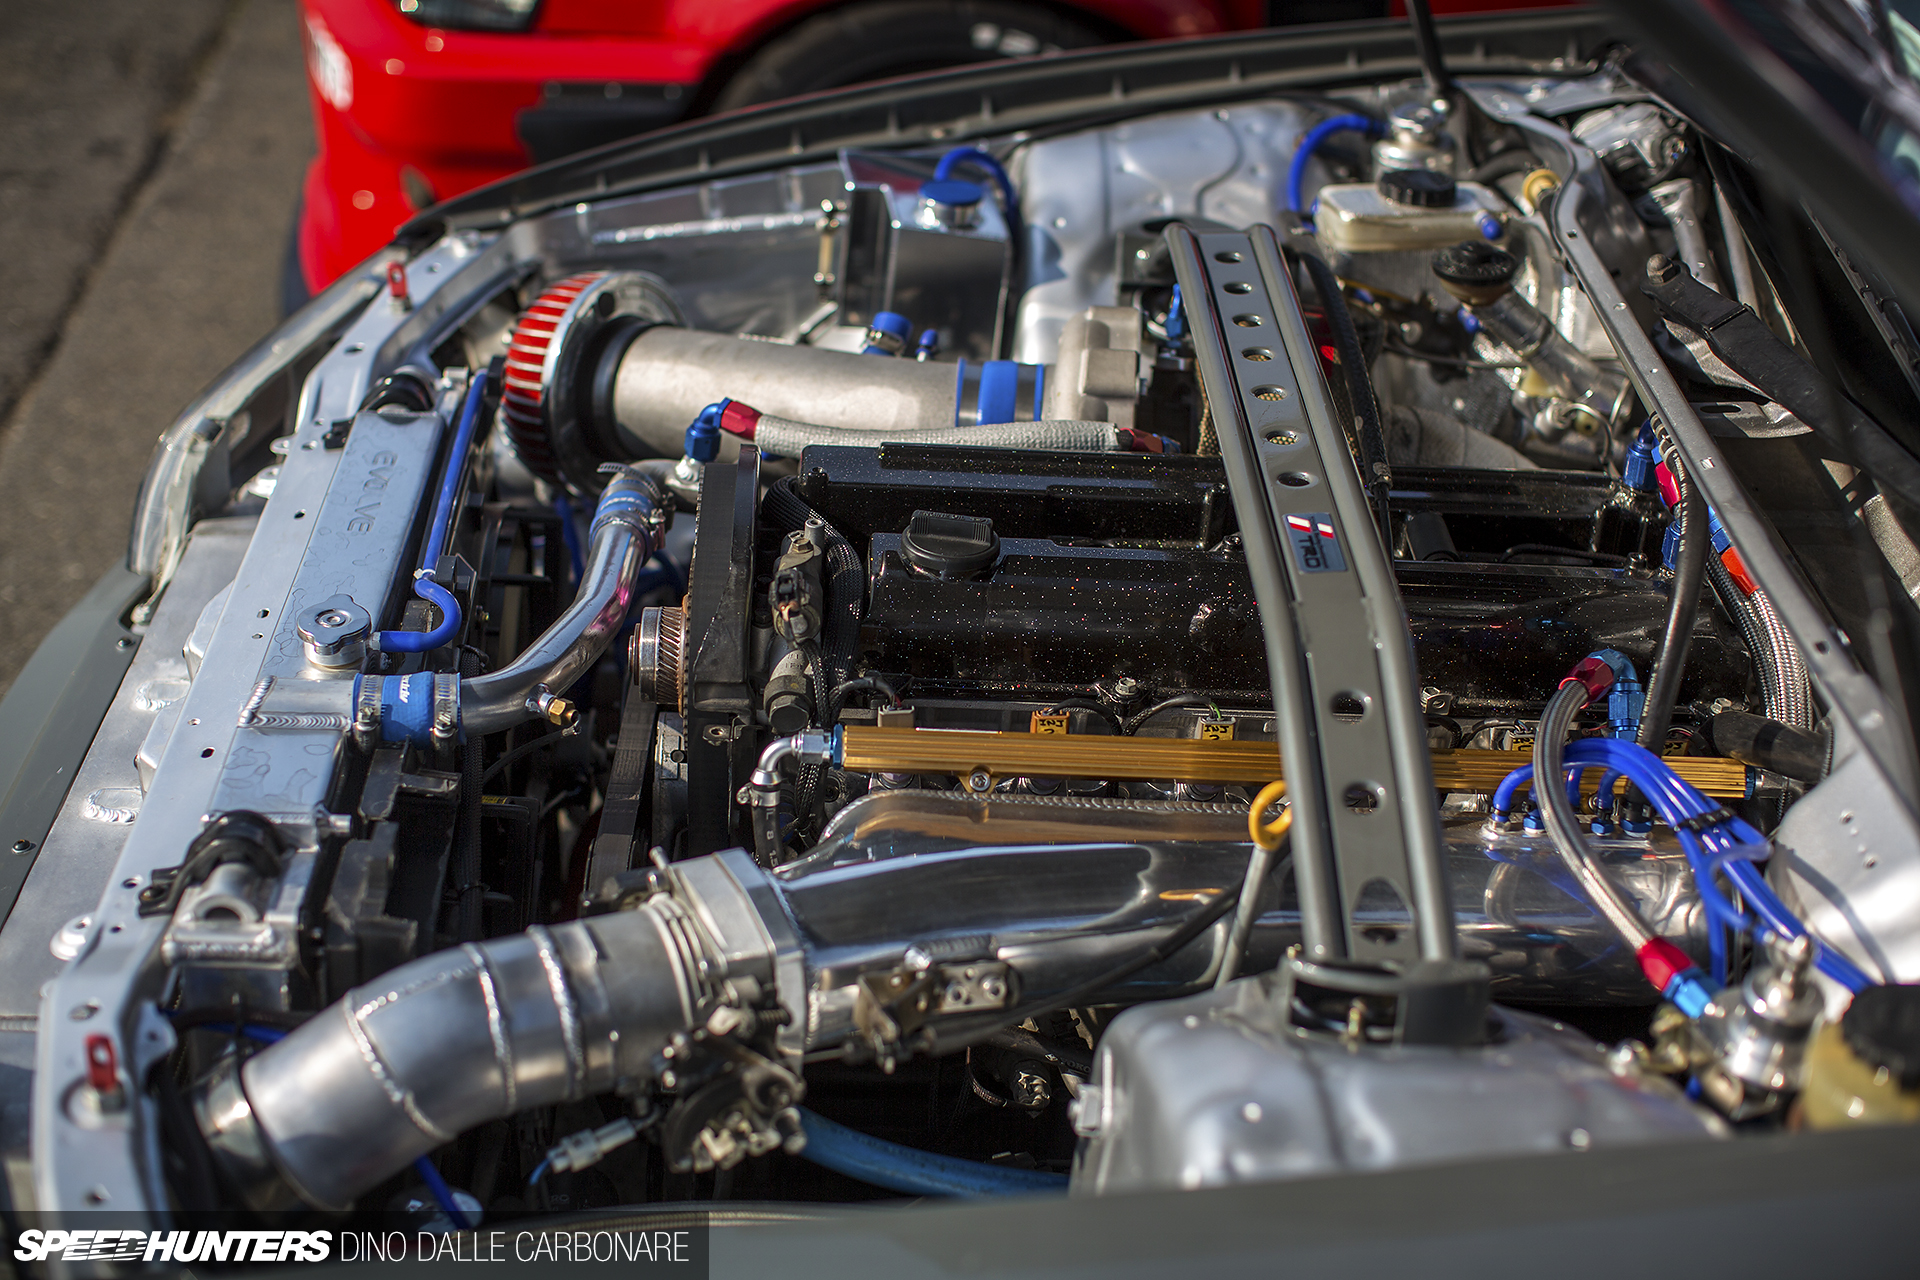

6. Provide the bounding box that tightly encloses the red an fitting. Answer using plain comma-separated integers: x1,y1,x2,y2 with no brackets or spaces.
718,400,763,441
1636,938,1696,992
1721,545,1758,596
1653,460,1681,508
1115,427,1173,453
1559,655,1617,705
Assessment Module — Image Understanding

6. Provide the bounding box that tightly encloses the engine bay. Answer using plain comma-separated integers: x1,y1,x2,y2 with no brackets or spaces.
23,23,1920,1229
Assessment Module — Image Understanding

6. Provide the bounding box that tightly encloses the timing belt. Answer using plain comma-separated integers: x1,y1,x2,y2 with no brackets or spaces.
1165,223,1453,964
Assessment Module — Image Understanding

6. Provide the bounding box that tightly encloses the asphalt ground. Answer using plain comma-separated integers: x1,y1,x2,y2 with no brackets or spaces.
0,0,312,696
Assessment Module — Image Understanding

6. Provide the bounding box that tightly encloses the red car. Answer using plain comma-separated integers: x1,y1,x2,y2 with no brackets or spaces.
292,0,1555,304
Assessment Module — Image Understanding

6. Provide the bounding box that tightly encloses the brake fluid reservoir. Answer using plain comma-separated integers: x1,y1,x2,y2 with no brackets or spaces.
1314,170,1505,255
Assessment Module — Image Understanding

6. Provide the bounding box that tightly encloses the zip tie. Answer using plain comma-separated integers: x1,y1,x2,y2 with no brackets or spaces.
1672,805,1738,835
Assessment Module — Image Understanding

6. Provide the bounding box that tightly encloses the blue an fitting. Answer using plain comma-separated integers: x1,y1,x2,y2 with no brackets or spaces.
863,311,912,357
1477,212,1503,240
1165,285,1186,345
686,400,727,463
1583,648,1645,741
1522,806,1546,833
1622,422,1660,493
1706,508,1734,558
916,329,940,361
1661,520,1681,572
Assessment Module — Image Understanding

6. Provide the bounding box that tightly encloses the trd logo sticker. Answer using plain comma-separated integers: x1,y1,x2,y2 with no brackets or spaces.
1284,513,1346,573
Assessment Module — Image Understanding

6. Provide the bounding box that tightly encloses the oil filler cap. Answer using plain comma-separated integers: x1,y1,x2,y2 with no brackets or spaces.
1842,984,1920,1089
901,510,999,576
1378,167,1458,208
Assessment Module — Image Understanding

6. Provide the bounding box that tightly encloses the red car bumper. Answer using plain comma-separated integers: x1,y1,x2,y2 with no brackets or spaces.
298,0,716,290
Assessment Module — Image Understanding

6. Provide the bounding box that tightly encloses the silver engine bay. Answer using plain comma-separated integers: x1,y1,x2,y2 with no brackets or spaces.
17,20,1920,1229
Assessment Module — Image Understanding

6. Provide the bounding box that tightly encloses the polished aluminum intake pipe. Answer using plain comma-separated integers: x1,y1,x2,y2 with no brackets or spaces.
197,853,778,1210
611,327,1054,457
1432,241,1634,428
462,467,666,735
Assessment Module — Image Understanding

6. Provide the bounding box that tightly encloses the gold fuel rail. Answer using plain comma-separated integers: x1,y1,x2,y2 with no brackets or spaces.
835,725,1748,798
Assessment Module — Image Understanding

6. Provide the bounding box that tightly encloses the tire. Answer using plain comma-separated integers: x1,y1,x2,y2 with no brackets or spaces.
279,193,312,320
712,1,1110,112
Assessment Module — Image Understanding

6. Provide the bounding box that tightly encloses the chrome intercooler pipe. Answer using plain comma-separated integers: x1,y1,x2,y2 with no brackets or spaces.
462,466,666,735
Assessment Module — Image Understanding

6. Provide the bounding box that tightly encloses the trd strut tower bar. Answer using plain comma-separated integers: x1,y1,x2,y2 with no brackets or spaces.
1167,224,1454,965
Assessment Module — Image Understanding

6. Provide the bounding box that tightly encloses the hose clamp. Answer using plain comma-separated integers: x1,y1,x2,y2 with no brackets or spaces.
432,673,460,747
